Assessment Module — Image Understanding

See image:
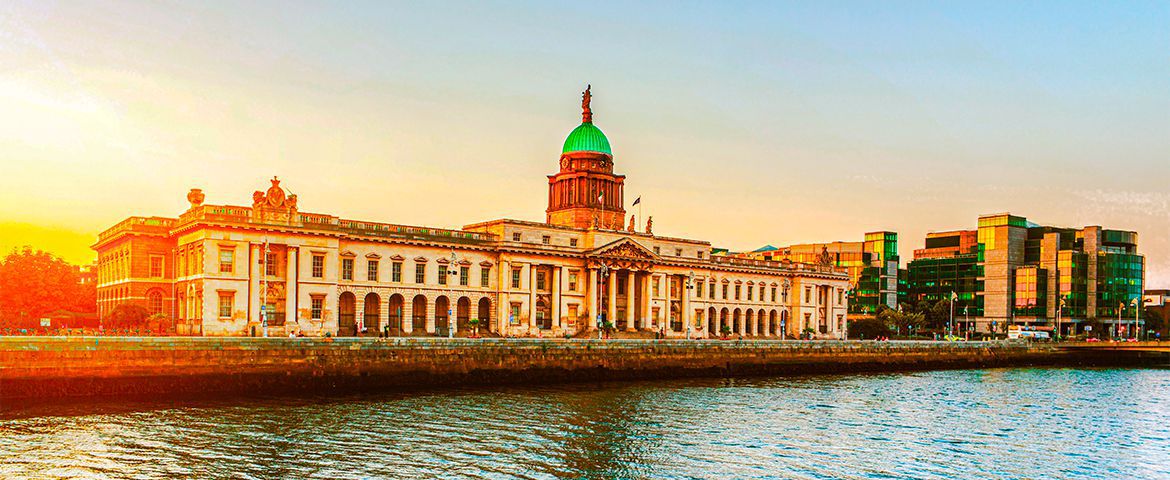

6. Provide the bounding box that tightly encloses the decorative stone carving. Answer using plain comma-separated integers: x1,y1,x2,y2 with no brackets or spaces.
627,215,636,232
187,188,205,209
645,216,653,235
251,177,300,226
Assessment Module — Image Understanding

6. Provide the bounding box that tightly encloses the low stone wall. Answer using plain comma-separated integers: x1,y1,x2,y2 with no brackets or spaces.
0,337,1108,400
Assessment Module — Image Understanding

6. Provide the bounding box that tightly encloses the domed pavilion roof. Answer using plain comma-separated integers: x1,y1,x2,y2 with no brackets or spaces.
562,122,611,155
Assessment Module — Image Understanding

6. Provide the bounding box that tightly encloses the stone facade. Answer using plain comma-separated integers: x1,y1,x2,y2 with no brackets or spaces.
93,89,850,338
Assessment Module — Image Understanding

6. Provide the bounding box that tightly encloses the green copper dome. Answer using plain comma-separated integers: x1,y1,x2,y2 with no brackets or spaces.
562,123,612,155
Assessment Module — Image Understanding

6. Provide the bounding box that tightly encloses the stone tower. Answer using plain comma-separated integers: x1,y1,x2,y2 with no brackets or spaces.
546,85,626,229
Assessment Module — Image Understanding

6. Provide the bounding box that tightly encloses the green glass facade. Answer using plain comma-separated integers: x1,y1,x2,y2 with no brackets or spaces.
906,254,984,316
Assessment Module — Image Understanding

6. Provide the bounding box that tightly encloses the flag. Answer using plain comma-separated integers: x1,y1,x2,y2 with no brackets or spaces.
597,191,604,201
632,196,641,206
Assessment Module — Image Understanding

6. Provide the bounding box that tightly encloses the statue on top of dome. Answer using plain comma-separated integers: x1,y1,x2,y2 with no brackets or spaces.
581,84,593,123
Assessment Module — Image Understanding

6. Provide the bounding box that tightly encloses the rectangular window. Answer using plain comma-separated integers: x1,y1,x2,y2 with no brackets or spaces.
675,248,682,257
367,260,378,281
537,271,547,291
341,258,354,281
218,293,233,318
512,232,521,242
512,268,522,289
460,266,469,286
759,285,765,301
219,249,234,274
722,284,728,299
771,287,777,302
390,261,402,282
710,281,716,299
542,235,550,245
747,286,753,301
481,267,490,287
438,265,448,285
415,263,426,284
311,297,323,320
570,238,578,247
805,286,812,304
149,256,164,278
838,289,844,305
735,285,742,300
312,254,324,278
653,277,661,297
654,246,661,255
569,271,579,291
510,303,521,324
696,282,703,298
265,252,277,276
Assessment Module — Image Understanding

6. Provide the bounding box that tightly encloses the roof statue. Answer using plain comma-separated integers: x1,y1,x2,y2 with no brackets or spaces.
581,84,592,124
645,216,653,235
628,215,636,232
817,246,834,267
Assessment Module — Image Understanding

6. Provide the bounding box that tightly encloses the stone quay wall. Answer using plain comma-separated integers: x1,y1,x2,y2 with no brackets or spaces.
0,338,1108,400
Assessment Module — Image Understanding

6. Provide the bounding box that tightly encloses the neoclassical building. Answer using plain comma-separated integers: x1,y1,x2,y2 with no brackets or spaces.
93,87,850,339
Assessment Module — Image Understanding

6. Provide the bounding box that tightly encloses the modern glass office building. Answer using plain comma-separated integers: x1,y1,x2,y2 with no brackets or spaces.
906,213,1143,336
738,232,900,314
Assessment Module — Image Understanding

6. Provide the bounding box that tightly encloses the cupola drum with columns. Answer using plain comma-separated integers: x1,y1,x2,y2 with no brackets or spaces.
546,85,626,230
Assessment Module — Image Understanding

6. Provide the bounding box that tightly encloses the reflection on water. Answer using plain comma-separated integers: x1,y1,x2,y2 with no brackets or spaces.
2,368,1168,479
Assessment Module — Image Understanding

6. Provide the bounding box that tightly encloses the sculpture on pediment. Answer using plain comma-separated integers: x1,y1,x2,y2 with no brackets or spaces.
251,176,301,226
645,216,653,235
817,246,833,267
253,177,298,210
627,215,635,232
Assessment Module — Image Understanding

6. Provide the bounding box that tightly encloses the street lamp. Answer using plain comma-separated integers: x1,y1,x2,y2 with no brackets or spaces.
597,264,609,339
685,271,695,339
1130,296,1141,341
781,279,790,341
447,250,458,339
1056,294,1068,342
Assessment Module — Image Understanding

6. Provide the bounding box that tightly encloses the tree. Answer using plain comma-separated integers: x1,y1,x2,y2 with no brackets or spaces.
0,247,94,324
106,304,150,330
849,317,890,339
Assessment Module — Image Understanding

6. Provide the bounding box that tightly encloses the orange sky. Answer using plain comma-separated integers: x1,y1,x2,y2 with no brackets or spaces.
1,2,1167,285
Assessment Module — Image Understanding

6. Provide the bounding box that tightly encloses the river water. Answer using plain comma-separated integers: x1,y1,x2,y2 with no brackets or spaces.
1,367,1167,479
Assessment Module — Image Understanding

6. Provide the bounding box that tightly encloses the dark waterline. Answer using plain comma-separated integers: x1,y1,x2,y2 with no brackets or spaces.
1,367,1167,479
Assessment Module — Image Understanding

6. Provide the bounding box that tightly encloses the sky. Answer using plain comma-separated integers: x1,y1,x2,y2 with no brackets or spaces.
1,1,1168,284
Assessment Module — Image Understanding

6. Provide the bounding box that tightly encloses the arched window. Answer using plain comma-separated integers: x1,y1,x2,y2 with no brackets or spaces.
148,290,164,315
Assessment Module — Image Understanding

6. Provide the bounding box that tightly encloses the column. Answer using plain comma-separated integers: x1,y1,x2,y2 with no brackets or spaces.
641,273,652,330
499,260,511,334
248,244,261,327
701,307,710,338
749,311,756,336
528,264,537,331
285,247,298,329
587,267,598,329
552,266,562,330
403,299,413,334
625,270,636,331
607,270,617,327
681,276,691,336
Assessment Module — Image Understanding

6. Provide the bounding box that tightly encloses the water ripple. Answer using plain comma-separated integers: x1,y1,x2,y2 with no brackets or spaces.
1,367,1168,479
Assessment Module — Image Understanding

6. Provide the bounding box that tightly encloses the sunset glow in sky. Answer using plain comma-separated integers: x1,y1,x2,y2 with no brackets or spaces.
1,1,1168,283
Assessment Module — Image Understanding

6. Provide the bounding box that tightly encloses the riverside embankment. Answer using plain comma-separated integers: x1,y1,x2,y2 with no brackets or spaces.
0,337,1146,400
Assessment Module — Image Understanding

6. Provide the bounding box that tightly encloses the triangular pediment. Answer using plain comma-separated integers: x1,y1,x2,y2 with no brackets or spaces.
591,238,657,260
